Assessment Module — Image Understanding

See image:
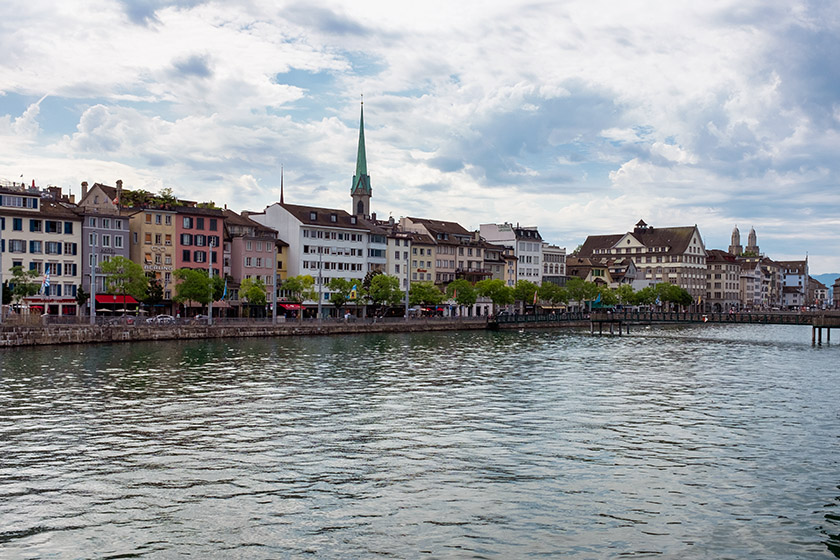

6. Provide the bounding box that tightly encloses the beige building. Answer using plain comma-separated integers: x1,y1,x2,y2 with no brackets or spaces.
578,220,708,304
128,207,176,299
705,249,740,312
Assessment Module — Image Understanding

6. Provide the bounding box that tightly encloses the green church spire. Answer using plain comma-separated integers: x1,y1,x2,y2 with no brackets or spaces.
351,100,371,196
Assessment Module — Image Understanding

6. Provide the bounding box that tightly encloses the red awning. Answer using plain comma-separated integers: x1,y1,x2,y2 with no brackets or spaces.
279,303,303,310
95,295,139,304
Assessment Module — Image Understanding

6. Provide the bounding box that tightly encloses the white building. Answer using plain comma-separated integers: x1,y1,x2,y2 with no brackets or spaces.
479,223,544,285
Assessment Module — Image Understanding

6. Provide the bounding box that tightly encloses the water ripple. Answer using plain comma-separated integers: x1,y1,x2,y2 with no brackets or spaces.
1,325,838,558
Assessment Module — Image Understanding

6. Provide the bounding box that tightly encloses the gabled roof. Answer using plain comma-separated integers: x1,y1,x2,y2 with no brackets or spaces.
222,209,276,235
579,225,699,256
405,216,471,237
281,203,368,230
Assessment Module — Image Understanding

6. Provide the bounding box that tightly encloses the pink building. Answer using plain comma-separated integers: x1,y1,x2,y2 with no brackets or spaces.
222,209,277,305
175,206,225,276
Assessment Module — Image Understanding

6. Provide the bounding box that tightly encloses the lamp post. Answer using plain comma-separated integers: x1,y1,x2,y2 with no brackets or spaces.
272,243,278,325
404,238,410,320
317,246,323,323
207,238,213,326
90,234,97,326
0,219,4,325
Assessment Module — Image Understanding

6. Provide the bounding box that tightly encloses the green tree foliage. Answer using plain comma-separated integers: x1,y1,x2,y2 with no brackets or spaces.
475,278,514,307
615,284,635,304
655,283,693,309
100,256,149,301
446,278,477,307
240,277,267,306
632,285,658,305
173,268,213,306
538,282,568,306
327,277,355,310
120,187,178,208
409,281,444,306
9,266,40,304
144,279,163,307
282,275,317,304
513,280,540,305
595,286,618,306
369,274,403,307
565,277,598,304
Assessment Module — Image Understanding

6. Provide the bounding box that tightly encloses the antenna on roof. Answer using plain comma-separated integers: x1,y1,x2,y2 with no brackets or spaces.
280,164,284,204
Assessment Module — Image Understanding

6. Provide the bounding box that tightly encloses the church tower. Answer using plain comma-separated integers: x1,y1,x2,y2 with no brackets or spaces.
729,225,742,256
350,100,371,218
746,227,759,255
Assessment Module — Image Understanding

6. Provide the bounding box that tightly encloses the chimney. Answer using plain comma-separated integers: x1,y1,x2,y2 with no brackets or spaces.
81,181,88,198
371,212,376,222
116,179,123,205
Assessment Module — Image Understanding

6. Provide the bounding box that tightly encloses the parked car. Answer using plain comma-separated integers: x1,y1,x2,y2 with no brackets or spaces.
152,314,175,324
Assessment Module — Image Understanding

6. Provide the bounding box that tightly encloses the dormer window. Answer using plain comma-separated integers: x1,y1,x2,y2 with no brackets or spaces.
309,211,317,221
350,216,357,225
330,213,337,223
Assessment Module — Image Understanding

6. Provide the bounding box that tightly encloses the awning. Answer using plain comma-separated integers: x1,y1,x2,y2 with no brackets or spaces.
279,303,303,310
95,295,139,304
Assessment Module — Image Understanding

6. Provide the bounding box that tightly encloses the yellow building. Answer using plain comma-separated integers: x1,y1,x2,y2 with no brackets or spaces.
128,207,177,299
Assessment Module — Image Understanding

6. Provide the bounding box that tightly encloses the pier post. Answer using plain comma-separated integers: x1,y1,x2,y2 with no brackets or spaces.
609,323,614,335
813,326,816,345
590,322,594,335
599,322,603,336
828,328,831,343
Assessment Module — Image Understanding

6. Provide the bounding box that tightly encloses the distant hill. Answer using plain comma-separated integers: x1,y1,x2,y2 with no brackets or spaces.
812,273,839,287
812,273,839,300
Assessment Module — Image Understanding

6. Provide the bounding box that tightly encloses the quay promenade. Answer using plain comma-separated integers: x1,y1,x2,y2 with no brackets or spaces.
0,315,590,348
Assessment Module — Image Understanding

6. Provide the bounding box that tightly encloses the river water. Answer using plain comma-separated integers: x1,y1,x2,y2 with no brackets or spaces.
1,324,839,558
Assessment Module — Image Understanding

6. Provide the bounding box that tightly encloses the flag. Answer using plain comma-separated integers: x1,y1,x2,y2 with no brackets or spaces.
594,293,602,304
655,296,661,305
533,290,538,304
453,288,457,299
222,278,228,300
41,268,51,295
112,197,119,205
350,284,357,300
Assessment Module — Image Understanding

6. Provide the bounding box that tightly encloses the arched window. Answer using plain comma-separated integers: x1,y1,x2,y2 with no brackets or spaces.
357,200,364,215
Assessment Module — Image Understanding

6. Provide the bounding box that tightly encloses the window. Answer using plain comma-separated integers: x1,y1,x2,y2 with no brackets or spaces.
30,240,42,253
165,215,171,225
196,217,205,230
45,242,62,255
115,220,122,230
103,218,110,229
195,234,205,247
145,214,152,224
145,233,152,244
165,255,172,265
165,234,172,246
246,240,252,251
64,222,73,234
256,257,262,267
13,218,22,231
133,232,138,244
182,250,191,262
245,256,253,267
10,239,26,253
309,211,317,221
145,253,152,264
30,219,42,232
64,242,78,255
181,233,192,245
155,254,161,265
194,251,206,263
155,214,162,225
209,219,217,231
183,217,193,229
155,233,162,245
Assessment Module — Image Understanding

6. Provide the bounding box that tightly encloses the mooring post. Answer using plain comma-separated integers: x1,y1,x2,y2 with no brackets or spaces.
590,322,594,335
828,328,831,343
818,327,822,345
609,323,614,335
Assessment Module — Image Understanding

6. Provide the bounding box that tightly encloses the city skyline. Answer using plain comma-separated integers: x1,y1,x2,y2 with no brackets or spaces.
1,1,838,273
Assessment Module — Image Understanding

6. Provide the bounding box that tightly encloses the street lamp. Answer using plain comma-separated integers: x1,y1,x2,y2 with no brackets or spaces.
404,237,411,320
207,238,214,326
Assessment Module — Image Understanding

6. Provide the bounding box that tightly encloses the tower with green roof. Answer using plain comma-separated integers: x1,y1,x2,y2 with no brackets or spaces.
351,100,371,218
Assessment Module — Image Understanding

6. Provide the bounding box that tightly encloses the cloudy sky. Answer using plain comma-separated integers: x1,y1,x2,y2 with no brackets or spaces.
1,0,839,273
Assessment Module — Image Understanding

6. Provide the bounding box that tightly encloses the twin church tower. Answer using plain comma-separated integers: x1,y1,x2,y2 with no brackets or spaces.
729,225,760,256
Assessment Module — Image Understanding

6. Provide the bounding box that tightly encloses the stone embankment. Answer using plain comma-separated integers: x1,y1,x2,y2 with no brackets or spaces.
0,318,589,348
